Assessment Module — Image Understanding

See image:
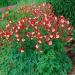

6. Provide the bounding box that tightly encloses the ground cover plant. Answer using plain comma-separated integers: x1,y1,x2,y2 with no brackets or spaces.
0,0,74,75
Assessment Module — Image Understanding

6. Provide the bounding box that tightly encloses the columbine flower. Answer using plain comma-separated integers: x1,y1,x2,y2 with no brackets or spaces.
66,20,70,24
8,20,12,24
29,18,36,26
60,16,65,23
18,26,21,30
52,28,55,32
54,16,58,21
17,38,20,41
15,30,19,34
20,44,25,52
48,41,52,46
34,26,38,30
56,35,60,39
21,19,25,23
68,27,71,31
20,49,24,53
35,44,39,49
30,37,33,40
18,21,21,25
22,38,25,42
60,19,65,23
69,32,73,36
61,24,64,27
23,17,28,22
34,9,39,14
16,34,19,38
6,24,10,29
47,23,51,27
46,35,50,41
7,35,10,38
0,43,3,46
50,34,53,38
66,37,73,42
38,39,42,44
40,50,43,53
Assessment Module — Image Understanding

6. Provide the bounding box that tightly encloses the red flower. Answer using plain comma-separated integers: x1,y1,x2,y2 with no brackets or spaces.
42,17,48,24
68,32,73,36
65,19,70,24
39,2,46,7
34,9,40,14
59,16,65,24
38,21,43,26
15,33,19,38
29,18,37,26
36,32,43,40
12,24,17,32
27,32,32,38
23,17,28,22
18,24,24,30
20,43,25,52
0,43,3,46
66,37,73,42
0,31,3,38
48,41,52,46
35,44,39,49
56,34,60,39
6,24,11,29
46,35,50,41
8,20,12,24
67,26,72,31
49,34,53,38
21,19,25,24
52,28,55,32
38,39,42,44
21,37,25,42
16,37,20,41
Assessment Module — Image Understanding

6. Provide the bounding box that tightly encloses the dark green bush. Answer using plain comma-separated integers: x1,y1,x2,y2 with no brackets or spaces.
0,0,18,7
48,0,75,26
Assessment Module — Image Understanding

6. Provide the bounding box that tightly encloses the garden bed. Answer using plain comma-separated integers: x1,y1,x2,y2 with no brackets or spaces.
0,1,75,75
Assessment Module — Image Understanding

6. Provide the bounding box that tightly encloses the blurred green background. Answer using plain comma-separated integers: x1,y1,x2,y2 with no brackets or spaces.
0,0,18,7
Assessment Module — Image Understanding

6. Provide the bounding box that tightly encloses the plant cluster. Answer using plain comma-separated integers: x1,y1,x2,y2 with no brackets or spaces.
0,2,74,75
0,2,73,53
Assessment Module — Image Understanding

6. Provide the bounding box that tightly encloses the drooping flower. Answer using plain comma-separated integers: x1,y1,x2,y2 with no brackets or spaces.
48,41,52,46
35,44,39,49
20,43,25,52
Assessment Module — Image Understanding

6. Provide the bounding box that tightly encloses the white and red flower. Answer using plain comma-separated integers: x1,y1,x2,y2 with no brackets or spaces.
48,41,52,46
35,44,39,49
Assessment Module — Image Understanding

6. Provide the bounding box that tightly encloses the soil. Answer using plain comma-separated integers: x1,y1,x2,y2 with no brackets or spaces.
66,40,75,75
